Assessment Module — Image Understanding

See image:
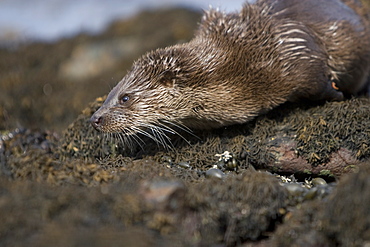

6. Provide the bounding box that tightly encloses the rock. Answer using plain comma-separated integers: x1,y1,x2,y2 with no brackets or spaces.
271,162,370,246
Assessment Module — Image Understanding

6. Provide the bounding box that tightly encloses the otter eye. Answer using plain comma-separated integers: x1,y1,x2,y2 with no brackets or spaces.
119,95,130,104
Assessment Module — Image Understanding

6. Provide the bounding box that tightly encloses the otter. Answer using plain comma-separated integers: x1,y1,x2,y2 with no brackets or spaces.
90,0,370,145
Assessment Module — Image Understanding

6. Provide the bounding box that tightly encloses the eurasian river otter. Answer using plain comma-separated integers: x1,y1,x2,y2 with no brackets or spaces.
90,0,370,145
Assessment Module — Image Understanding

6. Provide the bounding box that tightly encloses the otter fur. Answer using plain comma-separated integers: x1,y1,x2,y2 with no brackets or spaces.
91,0,370,142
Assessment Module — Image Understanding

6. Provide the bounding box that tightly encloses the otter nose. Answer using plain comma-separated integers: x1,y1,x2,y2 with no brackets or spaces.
90,115,103,130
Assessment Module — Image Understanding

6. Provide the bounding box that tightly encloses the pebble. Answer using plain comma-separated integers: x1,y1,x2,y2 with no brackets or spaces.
177,161,191,169
205,168,225,179
161,156,173,166
312,177,327,186
284,183,308,197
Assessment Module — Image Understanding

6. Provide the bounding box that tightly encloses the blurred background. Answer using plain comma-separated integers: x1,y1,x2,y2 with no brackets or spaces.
0,0,245,45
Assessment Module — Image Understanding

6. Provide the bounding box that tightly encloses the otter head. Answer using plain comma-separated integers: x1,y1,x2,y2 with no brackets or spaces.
90,45,206,143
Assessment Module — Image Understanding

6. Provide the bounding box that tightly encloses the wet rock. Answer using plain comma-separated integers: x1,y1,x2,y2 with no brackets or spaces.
271,162,370,246
177,161,191,169
187,171,288,245
139,180,186,211
284,183,308,197
205,168,225,179
311,177,327,186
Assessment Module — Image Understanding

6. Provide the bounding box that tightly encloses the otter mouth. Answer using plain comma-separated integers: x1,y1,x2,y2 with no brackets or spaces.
90,114,194,148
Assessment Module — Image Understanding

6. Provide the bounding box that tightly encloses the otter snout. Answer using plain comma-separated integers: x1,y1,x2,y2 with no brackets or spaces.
90,114,103,131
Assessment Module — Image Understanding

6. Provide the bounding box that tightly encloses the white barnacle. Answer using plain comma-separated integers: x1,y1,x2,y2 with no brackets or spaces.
215,151,233,162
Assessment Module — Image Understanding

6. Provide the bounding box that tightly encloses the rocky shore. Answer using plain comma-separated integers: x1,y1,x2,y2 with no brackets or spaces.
1,7,369,246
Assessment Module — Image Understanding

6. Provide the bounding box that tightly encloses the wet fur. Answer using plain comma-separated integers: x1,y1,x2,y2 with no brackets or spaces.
91,0,370,147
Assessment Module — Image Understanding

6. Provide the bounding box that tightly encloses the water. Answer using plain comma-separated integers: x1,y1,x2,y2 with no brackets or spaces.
0,0,245,44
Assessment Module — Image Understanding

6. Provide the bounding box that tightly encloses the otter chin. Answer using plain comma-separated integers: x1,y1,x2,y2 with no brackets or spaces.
91,0,370,144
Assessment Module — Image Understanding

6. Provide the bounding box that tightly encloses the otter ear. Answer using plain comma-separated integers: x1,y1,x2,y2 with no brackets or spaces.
158,70,176,88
